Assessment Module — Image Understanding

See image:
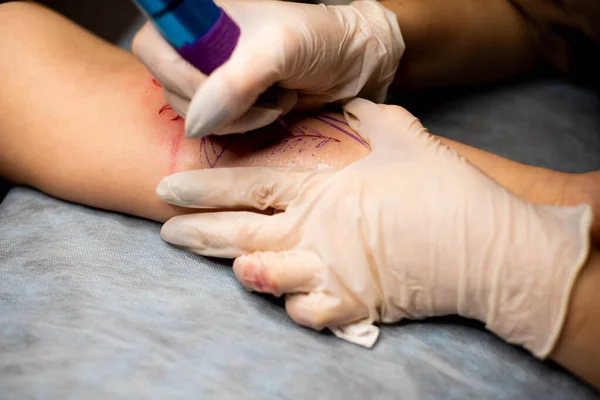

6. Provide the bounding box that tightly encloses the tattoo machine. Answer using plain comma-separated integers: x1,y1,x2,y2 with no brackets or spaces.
133,0,278,105
133,0,240,75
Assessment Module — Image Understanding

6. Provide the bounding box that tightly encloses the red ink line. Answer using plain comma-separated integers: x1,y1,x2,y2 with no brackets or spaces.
159,104,184,121
313,116,369,148
169,133,183,173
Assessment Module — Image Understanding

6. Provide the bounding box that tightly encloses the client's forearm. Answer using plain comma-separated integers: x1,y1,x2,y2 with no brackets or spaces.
551,248,600,390
382,0,539,88
0,2,595,230
439,137,581,206
0,3,368,222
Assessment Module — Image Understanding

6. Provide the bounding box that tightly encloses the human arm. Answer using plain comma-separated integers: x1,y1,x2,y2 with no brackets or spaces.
382,0,538,88
0,2,372,222
0,1,598,230
551,249,600,390
383,0,600,88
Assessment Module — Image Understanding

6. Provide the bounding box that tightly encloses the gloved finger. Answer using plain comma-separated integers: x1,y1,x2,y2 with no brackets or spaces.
164,89,190,119
213,104,285,135
157,166,328,211
164,88,297,129
285,292,366,331
233,250,324,296
342,98,429,150
206,87,297,135
133,23,206,100
160,211,290,258
184,32,284,138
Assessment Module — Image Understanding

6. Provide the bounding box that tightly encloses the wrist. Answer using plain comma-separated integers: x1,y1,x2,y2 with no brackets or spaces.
481,203,593,358
550,248,600,389
576,171,600,245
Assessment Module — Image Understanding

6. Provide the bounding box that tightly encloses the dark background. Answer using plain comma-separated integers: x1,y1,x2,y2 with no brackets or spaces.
0,0,141,42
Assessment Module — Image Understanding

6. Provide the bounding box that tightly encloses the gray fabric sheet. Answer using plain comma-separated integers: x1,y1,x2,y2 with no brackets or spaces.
1,77,599,399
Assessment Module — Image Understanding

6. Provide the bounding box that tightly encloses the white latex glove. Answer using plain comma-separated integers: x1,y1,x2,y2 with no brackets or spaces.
156,98,592,355
133,0,404,138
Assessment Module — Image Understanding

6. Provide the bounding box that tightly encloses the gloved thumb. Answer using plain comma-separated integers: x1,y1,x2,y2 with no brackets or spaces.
133,23,206,101
185,41,293,138
343,98,430,152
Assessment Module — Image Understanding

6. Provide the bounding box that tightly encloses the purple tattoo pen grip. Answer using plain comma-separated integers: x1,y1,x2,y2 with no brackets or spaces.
178,9,241,75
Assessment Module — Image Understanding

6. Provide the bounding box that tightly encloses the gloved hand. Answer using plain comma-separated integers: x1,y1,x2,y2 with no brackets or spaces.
156,98,592,356
133,0,404,138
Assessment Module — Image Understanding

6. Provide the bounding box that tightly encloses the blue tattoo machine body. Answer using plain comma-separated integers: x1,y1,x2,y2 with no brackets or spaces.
133,0,241,75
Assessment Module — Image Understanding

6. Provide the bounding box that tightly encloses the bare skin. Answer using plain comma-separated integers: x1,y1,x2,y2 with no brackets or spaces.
385,0,538,88
552,249,600,390
0,1,599,389
385,0,600,87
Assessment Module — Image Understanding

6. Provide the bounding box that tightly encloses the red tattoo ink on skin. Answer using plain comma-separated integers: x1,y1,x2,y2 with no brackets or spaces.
152,78,163,88
157,98,227,170
159,105,183,121
157,102,185,172
169,132,183,173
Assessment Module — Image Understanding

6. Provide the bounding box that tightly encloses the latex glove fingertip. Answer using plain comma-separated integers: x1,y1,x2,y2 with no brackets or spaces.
214,105,284,135
156,178,172,200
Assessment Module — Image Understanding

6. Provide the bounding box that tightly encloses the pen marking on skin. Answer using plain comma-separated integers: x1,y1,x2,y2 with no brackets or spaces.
200,136,229,168
278,117,339,149
313,116,368,148
210,136,218,157
318,114,349,126
270,124,340,155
